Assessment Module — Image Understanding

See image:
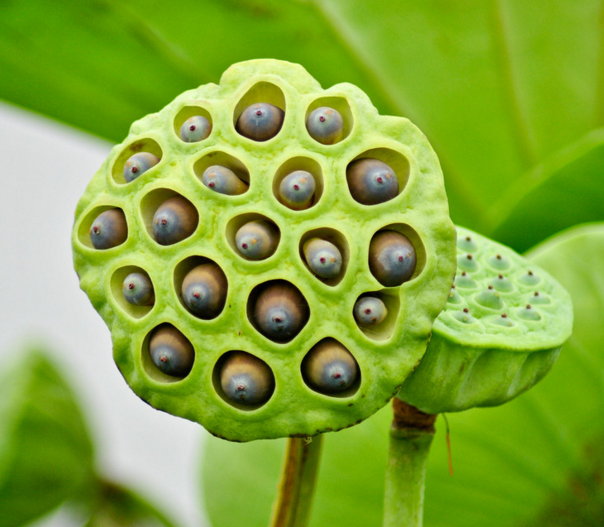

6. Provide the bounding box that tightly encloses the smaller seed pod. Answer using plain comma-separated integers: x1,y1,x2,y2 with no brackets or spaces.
457,234,478,253
123,152,160,183
180,116,212,143
202,166,248,196
368,231,416,287
517,304,542,321
306,107,344,145
152,196,198,245
302,340,359,395
235,221,279,260
122,272,154,306
474,288,504,310
278,171,316,210
347,158,399,205
454,271,478,289
149,325,195,378
181,264,228,319
89,209,128,250
236,102,284,141
253,283,308,342
303,238,342,279
353,296,388,327
490,274,514,293
219,351,275,406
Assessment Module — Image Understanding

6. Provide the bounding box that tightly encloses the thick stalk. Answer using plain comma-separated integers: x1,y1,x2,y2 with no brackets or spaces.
383,399,437,527
270,434,325,527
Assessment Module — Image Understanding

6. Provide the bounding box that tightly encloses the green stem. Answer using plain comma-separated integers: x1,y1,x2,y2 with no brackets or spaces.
383,399,437,527
270,434,325,527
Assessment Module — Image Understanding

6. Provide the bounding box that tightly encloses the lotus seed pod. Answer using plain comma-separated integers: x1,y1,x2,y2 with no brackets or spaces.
180,116,212,143
235,221,279,260
398,226,573,414
219,351,275,406
72,59,456,442
306,107,344,145
353,296,388,327
253,282,308,343
122,272,154,306
123,152,160,183
89,209,128,250
347,158,398,205
302,340,359,394
303,238,342,279
368,230,416,287
236,102,284,141
149,325,194,378
181,264,227,319
202,166,248,196
152,196,198,245
278,170,315,210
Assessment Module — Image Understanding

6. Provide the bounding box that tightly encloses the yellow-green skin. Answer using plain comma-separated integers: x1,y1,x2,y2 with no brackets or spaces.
72,59,456,442
399,227,573,414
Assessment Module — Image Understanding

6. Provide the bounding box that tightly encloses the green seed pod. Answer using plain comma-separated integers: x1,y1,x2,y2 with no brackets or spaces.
302,339,359,395
398,226,573,414
72,59,456,441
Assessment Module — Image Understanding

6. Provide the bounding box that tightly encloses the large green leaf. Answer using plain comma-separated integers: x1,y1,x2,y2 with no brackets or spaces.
1,0,602,231
0,349,96,527
201,223,604,526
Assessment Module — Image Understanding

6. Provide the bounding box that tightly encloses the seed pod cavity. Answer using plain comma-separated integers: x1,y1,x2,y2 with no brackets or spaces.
148,325,194,378
123,152,160,183
180,115,212,143
306,107,344,145
235,220,279,260
251,282,309,343
202,165,248,196
302,339,359,395
218,351,275,407
368,230,416,287
152,195,199,245
181,264,228,319
278,170,316,210
235,102,284,141
347,158,399,205
89,208,128,250
303,238,343,280
122,272,154,306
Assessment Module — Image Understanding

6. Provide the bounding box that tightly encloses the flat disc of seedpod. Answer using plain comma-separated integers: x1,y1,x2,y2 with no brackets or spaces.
398,226,573,414
72,59,456,442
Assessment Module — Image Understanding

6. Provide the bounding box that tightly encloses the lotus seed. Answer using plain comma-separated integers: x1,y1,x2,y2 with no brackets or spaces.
457,253,479,273
152,196,198,245
302,340,359,394
368,231,416,287
219,351,275,406
454,271,478,289
447,286,463,304
303,238,343,279
452,309,477,324
278,170,316,210
180,115,212,143
236,102,284,141
474,289,504,310
490,274,514,293
89,209,128,250
122,272,154,306
487,253,511,271
235,221,279,260
517,304,542,321
518,270,542,287
253,282,308,342
306,107,344,145
529,291,551,305
457,234,478,253
347,159,399,205
353,296,388,327
489,314,515,328
149,325,194,377
181,264,227,319
202,165,248,195
123,152,160,183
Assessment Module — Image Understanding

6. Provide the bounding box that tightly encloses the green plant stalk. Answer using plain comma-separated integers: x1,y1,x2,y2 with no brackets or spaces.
383,399,437,527
270,434,325,527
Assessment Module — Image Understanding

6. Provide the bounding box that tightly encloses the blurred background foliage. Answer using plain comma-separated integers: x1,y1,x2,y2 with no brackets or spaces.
0,0,602,525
